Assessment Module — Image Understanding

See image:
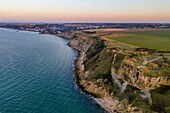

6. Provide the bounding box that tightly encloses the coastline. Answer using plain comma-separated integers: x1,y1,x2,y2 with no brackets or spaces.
1,27,112,112
55,31,170,113
2,27,170,113
73,50,111,113
0,28,110,112
69,45,119,113
67,42,114,112
0,28,134,112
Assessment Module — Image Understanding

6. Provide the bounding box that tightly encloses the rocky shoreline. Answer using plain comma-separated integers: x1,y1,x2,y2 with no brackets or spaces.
71,48,118,113
66,33,126,113
68,38,139,113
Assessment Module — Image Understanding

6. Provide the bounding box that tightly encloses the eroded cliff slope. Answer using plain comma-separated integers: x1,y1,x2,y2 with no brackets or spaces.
65,31,170,113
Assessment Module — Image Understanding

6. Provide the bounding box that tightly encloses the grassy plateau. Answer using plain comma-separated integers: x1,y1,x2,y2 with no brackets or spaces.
108,29,170,51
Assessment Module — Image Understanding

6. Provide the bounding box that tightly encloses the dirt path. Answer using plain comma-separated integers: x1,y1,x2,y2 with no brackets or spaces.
142,56,162,65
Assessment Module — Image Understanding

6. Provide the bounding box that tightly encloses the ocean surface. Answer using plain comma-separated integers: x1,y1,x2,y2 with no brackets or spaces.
0,28,104,113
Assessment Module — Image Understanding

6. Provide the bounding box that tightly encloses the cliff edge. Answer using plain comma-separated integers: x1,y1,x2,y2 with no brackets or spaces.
62,31,170,113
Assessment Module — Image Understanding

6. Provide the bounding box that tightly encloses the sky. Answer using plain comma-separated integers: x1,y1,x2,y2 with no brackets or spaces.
0,0,170,23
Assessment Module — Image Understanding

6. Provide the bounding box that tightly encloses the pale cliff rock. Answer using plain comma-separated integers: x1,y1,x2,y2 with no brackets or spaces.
68,34,93,52
112,58,170,91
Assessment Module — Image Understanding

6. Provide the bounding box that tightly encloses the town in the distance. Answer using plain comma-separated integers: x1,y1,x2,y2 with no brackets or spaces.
1,23,170,34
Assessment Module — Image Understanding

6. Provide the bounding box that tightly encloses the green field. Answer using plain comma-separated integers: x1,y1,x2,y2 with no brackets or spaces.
108,30,170,51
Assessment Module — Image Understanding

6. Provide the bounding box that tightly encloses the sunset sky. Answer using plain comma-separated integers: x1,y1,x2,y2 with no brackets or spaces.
0,0,170,23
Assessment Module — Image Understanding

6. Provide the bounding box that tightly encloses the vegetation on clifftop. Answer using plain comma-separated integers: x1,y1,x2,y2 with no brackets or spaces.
85,39,114,80
72,30,170,113
108,30,170,51
151,85,170,113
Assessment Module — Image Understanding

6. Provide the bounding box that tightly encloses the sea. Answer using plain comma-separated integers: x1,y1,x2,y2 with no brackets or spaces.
0,28,105,113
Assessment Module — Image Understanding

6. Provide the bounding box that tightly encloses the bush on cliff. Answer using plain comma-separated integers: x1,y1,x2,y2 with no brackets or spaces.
151,85,170,113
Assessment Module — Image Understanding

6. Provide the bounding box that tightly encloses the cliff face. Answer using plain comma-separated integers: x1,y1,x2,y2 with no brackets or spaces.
66,32,170,113
68,34,93,52
56,31,75,39
112,56,170,92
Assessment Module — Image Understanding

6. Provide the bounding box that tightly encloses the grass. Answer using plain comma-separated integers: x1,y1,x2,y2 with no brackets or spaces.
114,53,125,71
85,37,114,80
92,48,114,79
108,30,170,51
151,85,170,113
127,30,170,37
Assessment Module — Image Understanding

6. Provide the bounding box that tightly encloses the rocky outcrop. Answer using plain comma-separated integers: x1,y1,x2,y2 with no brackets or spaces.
112,57,170,92
68,34,93,52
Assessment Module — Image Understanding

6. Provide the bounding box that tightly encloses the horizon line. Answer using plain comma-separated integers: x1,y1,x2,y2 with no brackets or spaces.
0,21,170,24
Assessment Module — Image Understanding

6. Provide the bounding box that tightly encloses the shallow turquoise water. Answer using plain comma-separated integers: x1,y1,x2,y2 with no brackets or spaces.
0,28,104,113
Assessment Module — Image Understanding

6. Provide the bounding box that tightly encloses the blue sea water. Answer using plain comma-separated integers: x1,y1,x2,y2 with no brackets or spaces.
0,28,104,113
